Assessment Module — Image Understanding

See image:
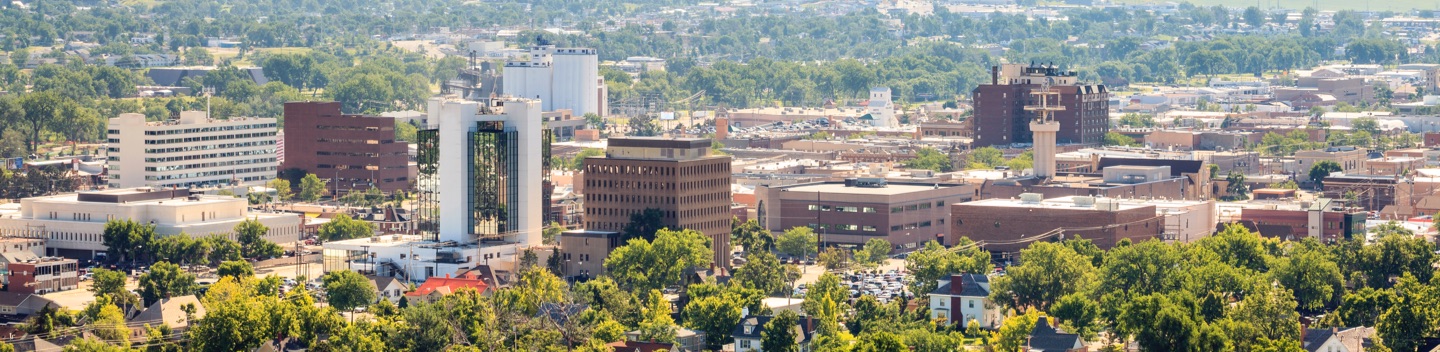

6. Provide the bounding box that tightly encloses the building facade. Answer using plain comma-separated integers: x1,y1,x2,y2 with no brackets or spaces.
583,138,733,266
971,63,1109,147
503,45,604,116
1,253,78,294
757,180,976,251
280,102,410,194
558,230,621,279
0,188,301,259
323,97,551,282
106,112,278,189
950,194,1163,253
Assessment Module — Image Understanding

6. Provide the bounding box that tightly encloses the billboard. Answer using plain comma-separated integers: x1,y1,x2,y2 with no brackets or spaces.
659,112,676,120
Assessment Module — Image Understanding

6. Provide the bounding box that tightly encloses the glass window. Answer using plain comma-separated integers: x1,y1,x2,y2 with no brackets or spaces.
863,207,877,213
906,204,919,211
807,204,819,211
920,221,932,228
891,207,903,213
890,225,902,231
862,226,877,232
841,207,859,213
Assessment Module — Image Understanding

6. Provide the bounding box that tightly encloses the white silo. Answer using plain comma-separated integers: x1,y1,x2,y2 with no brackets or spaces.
552,47,600,116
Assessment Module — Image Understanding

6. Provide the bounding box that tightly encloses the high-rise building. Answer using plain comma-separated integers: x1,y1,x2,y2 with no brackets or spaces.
106,112,278,189
503,45,605,116
322,97,553,280
970,63,1109,147
582,137,733,267
280,102,411,194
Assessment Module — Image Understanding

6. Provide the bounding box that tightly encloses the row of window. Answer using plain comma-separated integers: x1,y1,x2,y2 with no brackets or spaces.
811,223,879,232
144,157,275,172
315,151,408,158
143,166,277,181
144,140,275,154
890,200,947,213
808,205,878,213
118,123,277,136
140,131,276,145
316,138,392,144
314,125,392,132
316,164,407,171
890,219,944,231
143,148,274,163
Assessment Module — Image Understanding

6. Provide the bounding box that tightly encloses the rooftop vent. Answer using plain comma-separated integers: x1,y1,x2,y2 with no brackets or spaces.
1072,196,1095,207
1020,193,1043,204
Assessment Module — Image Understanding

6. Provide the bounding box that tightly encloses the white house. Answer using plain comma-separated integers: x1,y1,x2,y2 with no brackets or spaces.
928,273,1004,329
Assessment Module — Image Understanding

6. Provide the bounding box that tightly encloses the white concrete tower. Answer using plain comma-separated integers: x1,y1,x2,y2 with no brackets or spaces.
1026,83,1065,178
430,97,545,247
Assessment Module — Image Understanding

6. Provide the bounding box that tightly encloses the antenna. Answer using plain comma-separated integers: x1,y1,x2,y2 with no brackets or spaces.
202,87,216,118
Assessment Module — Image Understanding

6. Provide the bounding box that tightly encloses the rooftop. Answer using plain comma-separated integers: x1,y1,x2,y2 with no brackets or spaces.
776,181,956,196
960,196,1150,211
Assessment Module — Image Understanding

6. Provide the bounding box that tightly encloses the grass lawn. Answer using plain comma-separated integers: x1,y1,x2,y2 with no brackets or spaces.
1112,0,1438,12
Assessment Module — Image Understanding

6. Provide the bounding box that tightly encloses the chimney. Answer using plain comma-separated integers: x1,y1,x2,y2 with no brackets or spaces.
715,117,729,140
991,66,999,85
950,274,965,295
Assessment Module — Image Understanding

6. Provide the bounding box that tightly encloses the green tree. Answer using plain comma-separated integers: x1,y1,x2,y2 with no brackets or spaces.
855,331,907,352
1050,292,1101,340
89,268,140,312
904,147,953,172
1308,160,1343,187
854,238,892,265
235,218,282,259
732,251,792,296
761,310,802,352
629,114,662,136
217,260,254,280
1102,131,1139,147
684,295,744,349
322,270,378,316
318,214,378,242
1376,275,1438,352
102,219,156,264
1359,230,1437,288
638,289,678,343
776,226,819,258
604,228,712,292
1270,243,1343,312
1225,171,1249,200
622,208,667,242
817,247,850,270
991,309,1042,352
138,261,197,306
732,219,775,253
543,221,563,245
991,242,1096,311
266,179,292,205
394,120,417,142
966,147,1004,169
17,91,67,154
298,173,327,202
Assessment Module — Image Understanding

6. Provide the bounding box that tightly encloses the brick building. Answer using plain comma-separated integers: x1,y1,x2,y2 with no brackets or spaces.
971,63,1109,147
950,194,1163,253
757,180,976,251
0,252,78,294
281,102,410,194
582,138,733,266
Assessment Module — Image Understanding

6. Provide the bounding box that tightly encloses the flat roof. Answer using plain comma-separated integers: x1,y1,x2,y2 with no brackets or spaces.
959,196,1149,211
778,182,958,196
607,137,710,149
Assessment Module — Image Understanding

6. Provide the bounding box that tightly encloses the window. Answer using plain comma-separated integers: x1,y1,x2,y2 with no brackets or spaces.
820,205,832,211
862,226,877,232
890,225,902,231
906,204,919,211
841,207,858,213
969,300,975,308
807,204,819,211
891,206,903,213
936,201,946,207
920,221,932,228
862,207,876,213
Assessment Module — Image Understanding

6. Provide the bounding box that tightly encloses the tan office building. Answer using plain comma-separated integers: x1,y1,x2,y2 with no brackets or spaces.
582,138,733,267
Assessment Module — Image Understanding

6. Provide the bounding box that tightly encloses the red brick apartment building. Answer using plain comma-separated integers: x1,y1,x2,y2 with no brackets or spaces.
971,63,1109,147
282,102,410,194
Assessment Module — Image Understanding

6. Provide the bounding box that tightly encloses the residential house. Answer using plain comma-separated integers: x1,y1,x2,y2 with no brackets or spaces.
403,273,489,303
607,341,679,352
1301,327,1376,352
1026,316,1085,352
131,295,206,330
0,292,57,316
366,275,408,303
732,315,819,352
928,273,1004,329
623,327,705,352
